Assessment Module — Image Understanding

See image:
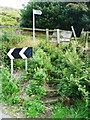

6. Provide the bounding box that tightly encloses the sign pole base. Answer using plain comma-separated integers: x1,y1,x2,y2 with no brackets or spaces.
11,59,13,77
25,58,28,72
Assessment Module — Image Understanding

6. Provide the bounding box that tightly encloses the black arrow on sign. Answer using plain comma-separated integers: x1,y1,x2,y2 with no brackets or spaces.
12,48,22,59
7,47,33,59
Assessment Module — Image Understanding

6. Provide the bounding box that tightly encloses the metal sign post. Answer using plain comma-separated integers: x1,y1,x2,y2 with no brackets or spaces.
11,59,13,75
33,9,42,41
33,9,35,41
25,58,28,71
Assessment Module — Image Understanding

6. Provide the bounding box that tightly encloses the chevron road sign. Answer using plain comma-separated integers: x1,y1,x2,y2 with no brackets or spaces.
7,47,32,59
7,47,33,75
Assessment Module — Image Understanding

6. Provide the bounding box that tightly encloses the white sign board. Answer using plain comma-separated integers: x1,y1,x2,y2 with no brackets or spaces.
33,9,42,15
60,31,72,38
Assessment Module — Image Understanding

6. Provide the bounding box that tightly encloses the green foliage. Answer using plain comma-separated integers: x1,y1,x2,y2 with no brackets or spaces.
23,97,44,117
52,100,88,118
0,6,20,26
0,6,20,15
0,67,20,104
26,80,46,97
2,31,23,44
20,2,90,36
1,14,17,26
1,30,24,65
27,48,52,82
0,22,2,26
56,42,89,105
33,48,52,70
1,32,89,118
26,41,89,106
7,96,21,105
33,68,47,85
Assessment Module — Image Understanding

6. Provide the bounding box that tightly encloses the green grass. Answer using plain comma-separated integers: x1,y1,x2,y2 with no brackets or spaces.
52,100,88,119
0,6,20,16
0,6,20,26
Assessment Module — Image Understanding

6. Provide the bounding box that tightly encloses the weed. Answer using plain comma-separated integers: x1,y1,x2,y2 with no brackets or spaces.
23,97,44,117
0,67,20,104
26,80,46,97
52,100,88,118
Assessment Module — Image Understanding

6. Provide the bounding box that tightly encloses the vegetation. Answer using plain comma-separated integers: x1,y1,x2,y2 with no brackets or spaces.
1,30,24,65
0,6,20,26
1,3,90,119
0,67,21,105
20,2,90,36
1,30,89,118
28,40,89,104
52,100,88,118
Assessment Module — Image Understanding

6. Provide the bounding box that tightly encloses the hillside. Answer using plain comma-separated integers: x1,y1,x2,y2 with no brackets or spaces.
0,6,20,15
0,6,20,26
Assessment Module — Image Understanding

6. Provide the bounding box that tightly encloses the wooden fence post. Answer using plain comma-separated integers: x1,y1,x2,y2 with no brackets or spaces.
85,32,89,49
46,28,49,40
57,29,60,44
71,26,77,41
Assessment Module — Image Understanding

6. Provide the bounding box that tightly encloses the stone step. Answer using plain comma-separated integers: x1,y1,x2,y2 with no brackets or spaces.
47,80,59,86
43,97,59,104
45,89,58,97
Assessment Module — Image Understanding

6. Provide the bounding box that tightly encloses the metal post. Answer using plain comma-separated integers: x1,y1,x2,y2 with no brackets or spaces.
57,29,60,44
25,58,28,71
33,9,35,41
11,59,13,75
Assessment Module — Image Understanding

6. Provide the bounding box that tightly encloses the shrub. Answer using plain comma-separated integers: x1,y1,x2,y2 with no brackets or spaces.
33,68,47,85
52,100,88,118
23,97,44,117
26,80,46,97
0,67,20,103
33,48,52,70
1,30,24,66
2,30,23,45
56,42,89,105
26,41,89,106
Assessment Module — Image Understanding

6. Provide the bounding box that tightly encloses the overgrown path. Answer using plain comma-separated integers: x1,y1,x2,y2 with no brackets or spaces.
14,36,39,48
0,103,26,118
